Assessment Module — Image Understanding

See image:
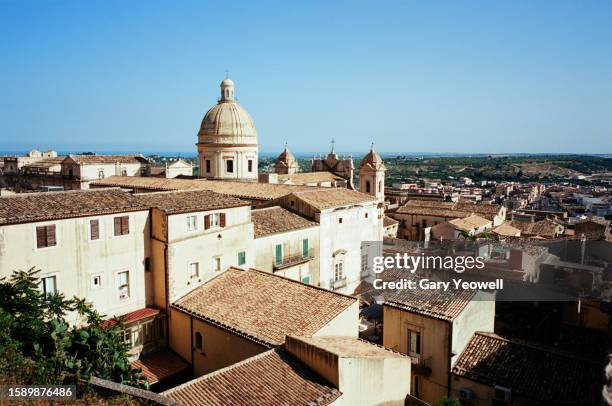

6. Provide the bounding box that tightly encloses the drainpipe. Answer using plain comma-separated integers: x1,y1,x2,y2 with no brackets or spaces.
447,321,453,398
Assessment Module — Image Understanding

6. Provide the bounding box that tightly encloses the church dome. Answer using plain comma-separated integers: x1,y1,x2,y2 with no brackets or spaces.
198,78,258,144
276,144,296,164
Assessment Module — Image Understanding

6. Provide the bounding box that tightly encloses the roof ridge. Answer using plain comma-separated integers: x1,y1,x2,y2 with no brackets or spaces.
473,331,601,364
246,268,358,302
0,187,125,199
162,349,277,396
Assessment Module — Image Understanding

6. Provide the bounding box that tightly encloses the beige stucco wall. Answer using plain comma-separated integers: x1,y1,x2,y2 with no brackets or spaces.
383,305,450,404
317,203,383,293
253,225,320,285
161,205,254,303
451,292,495,367
168,308,192,363
0,210,150,322
190,318,268,376
336,357,410,406
314,301,360,338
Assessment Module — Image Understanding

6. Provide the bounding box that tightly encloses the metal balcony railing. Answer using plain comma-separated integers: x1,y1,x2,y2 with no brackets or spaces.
273,248,314,270
331,276,347,290
409,354,432,375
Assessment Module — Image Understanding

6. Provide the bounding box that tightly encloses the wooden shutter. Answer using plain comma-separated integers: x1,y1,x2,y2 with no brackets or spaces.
90,219,99,240
219,213,226,228
204,215,210,230
36,226,46,248
302,238,308,257
121,216,129,235
46,225,56,247
275,244,282,265
114,217,121,236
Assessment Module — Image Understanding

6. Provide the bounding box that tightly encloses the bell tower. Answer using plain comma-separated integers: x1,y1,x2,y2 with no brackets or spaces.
359,143,386,201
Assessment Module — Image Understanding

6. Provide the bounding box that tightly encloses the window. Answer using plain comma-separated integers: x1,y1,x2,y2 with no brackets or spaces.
214,257,221,272
121,169,127,176
39,276,57,296
195,332,203,350
378,180,382,193
186,215,198,231
144,257,151,272
90,219,100,240
361,254,368,273
142,321,153,345
117,271,130,300
91,274,102,289
302,276,310,284
205,159,211,173
205,213,225,229
302,239,309,257
36,225,56,248
365,212,368,219
189,262,199,279
338,217,343,224
114,216,129,236
275,244,283,266
98,169,105,179
408,330,421,355
247,159,253,172
122,329,133,347
334,262,344,281
365,180,371,193
226,159,234,173
238,251,246,266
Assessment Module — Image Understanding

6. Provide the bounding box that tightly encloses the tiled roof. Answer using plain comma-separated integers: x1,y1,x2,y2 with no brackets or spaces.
508,219,560,238
66,154,148,164
383,216,399,227
396,200,502,221
365,269,476,321
492,221,522,237
448,214,491,232
288,188,377,210
101,307,160,329
22,157,65,169
452,332,603,403
277,171,345,185
134,190,249,214
163,348,341,406
251,206,317,238
92,176,318,200
171,268,357,346
132,351,190,384
0,188,147,225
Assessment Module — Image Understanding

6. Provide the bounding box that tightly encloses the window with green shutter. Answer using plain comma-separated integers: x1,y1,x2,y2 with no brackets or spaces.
275,244,282,265
302,276,310,284
238,251,246,266
302,238,309,257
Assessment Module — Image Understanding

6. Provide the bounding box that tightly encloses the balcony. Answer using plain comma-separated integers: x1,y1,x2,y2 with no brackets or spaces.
331,276,347,290
409,354,432,376
273,248,314,271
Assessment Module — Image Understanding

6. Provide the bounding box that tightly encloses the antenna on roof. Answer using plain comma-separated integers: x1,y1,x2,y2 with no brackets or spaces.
225,69,229,79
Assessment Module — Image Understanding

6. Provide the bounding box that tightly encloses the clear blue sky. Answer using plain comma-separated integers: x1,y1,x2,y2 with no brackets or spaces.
1,0,611,155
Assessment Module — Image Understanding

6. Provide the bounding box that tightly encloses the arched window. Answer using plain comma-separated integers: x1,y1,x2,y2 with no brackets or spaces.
365,180,371,193
378,180,382,193
98,169,105,179
195,332,203,350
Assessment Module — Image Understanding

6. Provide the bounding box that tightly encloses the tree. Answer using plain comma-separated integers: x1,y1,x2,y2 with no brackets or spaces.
0,268,145,389
432,397,462,406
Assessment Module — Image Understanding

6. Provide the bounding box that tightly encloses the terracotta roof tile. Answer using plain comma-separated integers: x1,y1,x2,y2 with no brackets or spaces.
171,268,357,346
101,307,160,329
251,206,317,238
277,171,345,185
132,351,190,384
289,188,377,210
0,188,148,225
66,154,148,164
92,176,319,200
396,200,502,221
163,348,341,406
134,190,249,214
452,332,603,402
